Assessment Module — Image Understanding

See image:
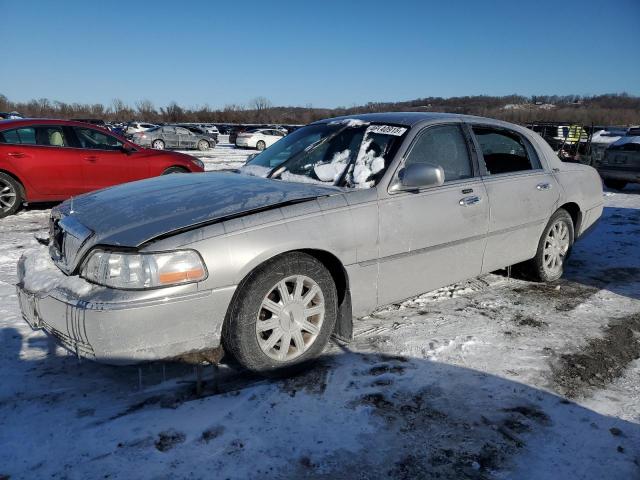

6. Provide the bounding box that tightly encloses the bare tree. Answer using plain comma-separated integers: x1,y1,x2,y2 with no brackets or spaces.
250,96,272,121
135,99,157,122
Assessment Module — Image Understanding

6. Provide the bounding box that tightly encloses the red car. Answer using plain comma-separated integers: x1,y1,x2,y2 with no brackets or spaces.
0,119,205,218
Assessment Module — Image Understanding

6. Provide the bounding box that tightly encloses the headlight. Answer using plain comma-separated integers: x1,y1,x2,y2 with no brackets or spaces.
81,249,207,289
190,158,204,169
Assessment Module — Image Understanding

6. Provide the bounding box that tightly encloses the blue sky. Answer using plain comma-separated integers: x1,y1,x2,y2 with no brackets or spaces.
1,0,638,109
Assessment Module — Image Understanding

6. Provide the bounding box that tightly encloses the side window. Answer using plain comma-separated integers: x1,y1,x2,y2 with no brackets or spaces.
0,127,37,144
404,124,473,182
175,127,191,135
36,126,68,147
472,127,540,175
74,127,123,150
162,127,176,134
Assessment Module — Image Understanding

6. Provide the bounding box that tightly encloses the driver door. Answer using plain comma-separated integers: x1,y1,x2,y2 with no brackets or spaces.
376,123,489,306
72,126,150,190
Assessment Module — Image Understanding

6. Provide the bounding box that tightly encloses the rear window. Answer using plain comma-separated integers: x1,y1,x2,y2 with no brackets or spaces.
0,126,68,146
0,127,36,144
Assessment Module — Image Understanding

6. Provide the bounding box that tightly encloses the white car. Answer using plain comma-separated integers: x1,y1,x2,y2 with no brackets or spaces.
125,122,158,136
235,128,286,150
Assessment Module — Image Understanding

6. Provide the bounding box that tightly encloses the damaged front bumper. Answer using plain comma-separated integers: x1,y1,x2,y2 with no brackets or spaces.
16,256,236,365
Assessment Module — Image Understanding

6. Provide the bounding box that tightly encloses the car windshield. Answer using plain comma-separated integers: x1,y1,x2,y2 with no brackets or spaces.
239,120,407,188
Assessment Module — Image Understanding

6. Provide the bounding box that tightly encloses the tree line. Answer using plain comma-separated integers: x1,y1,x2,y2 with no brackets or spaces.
1,93,639,126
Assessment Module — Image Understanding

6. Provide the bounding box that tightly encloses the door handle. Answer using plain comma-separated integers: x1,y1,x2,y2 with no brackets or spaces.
84,156,98,162
7,152,27,158
536,183,552,190
459,195,481,206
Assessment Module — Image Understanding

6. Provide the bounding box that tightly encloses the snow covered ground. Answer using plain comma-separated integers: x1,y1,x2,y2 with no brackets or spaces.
0,140,639,479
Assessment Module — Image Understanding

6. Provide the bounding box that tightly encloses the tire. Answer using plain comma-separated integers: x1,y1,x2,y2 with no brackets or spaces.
197,140,210,151
223,252,337,375
0,172,23,219
256,140,266,151
162,166,188,175
152,139,165,150
603,179,627,190
526,209,574,282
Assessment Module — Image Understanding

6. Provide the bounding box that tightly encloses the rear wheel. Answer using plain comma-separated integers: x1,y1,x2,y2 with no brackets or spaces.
152,139,165,150
603,179,627,190
256,140,266,151
223,252,337,375
526,209,574,282
197,140,210,151
0,173,22,218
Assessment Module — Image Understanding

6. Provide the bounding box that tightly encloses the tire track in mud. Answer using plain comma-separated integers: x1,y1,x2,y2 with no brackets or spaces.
552,312,640,398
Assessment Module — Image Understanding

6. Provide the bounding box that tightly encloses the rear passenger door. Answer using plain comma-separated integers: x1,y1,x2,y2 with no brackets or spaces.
467,123,560,273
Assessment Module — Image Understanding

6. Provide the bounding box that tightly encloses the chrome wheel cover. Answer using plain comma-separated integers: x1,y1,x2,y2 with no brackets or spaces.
0,179,17,212
543,220,570,275
152,140,164,150
256,275,325,361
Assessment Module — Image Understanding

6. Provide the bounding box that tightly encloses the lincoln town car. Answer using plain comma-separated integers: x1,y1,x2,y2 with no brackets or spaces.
16,113,604,374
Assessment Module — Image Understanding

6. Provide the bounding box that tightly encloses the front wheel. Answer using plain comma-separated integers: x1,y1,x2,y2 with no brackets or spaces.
256,140,266,151
0,172,23,219
152,139,165,150
526,209,574,282
223,252,337,375
197,140,210,151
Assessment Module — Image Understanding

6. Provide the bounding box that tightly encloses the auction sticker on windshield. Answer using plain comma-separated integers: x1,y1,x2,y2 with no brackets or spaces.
366,125,407,136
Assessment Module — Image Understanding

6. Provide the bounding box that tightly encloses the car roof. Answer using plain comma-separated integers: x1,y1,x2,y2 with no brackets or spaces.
314,111,496,127
0,118,112,130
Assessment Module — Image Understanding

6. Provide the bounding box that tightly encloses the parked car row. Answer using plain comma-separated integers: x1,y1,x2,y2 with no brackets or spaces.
0,118,204,218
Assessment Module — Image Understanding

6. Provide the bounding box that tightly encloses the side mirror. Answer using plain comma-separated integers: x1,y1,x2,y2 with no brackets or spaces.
390,164,445,192
121,144,136,155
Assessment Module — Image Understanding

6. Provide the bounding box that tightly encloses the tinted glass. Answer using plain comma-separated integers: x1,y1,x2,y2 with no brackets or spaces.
405,125,473,182
0,127,36,144
74,127,123,150
472,127,537,174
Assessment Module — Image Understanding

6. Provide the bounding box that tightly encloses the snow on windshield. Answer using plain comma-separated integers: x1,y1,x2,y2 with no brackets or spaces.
313,149,350,183
328,118,369,127
239,164,271,178
349,137,386,189
239,122,406,188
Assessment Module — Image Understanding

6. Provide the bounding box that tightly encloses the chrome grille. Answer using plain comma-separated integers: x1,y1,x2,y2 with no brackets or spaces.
49,215,94,274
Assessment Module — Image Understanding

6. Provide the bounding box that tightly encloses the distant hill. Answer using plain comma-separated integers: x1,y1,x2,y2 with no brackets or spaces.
1,93,638,126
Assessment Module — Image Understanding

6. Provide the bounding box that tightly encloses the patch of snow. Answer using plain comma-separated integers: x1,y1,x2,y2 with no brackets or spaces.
328,118,369,127
21,247,93,296
279,172,327,185
313,149,350,183
238,164,271,178
591,129,622,144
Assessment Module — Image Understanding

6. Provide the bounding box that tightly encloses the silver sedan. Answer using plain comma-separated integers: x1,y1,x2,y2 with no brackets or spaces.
131,125,215,151
16,113,603,374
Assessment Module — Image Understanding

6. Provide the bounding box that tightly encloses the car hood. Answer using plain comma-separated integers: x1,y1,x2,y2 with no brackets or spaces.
54,172,340,249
